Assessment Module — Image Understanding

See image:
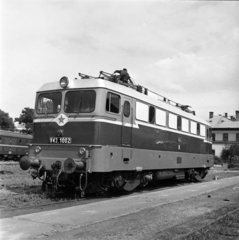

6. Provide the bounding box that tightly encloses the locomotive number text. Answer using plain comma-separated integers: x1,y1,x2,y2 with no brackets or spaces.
50,137,72,144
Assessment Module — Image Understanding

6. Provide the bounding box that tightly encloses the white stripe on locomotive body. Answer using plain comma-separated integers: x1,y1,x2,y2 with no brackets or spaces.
34,117,208,142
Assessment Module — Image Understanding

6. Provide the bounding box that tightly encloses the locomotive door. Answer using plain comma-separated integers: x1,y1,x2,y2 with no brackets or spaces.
121,99,133,147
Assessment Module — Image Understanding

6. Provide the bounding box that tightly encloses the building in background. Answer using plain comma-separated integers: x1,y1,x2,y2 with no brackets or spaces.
208,111,239,157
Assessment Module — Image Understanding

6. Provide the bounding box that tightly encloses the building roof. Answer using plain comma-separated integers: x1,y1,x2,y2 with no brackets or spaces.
208,115,239,129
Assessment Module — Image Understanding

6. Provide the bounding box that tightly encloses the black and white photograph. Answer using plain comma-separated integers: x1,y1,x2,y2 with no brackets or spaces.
0,0,239,239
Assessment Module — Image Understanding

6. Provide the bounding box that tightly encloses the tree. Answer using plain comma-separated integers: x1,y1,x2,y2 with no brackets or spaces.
15,107,34,134
0,109,15,131
220,144,239,166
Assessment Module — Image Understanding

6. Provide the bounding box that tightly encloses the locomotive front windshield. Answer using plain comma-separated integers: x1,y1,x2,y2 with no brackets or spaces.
36,92,62,114
64,90,96,113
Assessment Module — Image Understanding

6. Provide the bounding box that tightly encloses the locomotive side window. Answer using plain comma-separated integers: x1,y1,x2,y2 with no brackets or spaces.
197,123,200,135
191,121,197,134
155,109,166,126
124,101,130,117
65,90,96,113
136,102,148,122
200,124,206,137
168,113,177,129
207,128,212,141
182,118,189,132
106,92,120,114
177,116,181,130
37,92,61,114
149,106,155,124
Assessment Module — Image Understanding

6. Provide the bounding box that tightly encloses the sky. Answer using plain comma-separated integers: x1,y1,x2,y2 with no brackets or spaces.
0,0,239,121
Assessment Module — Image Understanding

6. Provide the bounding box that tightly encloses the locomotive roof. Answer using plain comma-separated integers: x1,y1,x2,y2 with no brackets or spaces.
37,77,209,126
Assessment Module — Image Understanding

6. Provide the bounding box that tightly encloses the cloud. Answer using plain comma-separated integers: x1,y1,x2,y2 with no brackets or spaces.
147,52,239,94
1,0,239,120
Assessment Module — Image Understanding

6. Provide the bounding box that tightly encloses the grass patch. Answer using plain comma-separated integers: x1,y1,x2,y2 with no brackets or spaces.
0,162,47,208
0,162,41,190
0,162,75,209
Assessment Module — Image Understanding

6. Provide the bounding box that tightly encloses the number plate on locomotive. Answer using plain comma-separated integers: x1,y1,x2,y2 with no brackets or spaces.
50,137,72,144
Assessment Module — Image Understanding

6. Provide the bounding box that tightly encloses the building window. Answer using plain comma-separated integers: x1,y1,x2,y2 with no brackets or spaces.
223,133,228,142
236,133,239,142
208,128,212,142
212,133,215,142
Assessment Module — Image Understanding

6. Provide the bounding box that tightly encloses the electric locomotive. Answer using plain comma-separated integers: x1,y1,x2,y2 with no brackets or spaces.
20,71,213,196
0,130,32,161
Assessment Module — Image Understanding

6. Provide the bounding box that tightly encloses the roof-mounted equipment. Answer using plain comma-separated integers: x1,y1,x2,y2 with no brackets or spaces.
76,70,196,115
78,73,97,79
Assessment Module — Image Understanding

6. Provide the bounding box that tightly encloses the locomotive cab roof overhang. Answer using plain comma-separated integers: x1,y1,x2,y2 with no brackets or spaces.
37,75,210,127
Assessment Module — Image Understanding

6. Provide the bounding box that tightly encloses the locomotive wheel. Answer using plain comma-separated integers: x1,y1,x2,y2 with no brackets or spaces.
193,169,208,182
193,173,204,182
123,179,140,191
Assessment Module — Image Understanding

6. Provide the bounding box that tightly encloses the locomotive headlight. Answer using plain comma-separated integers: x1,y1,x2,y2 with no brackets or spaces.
79,147,86,155
35,146,42,153
60,76,69,88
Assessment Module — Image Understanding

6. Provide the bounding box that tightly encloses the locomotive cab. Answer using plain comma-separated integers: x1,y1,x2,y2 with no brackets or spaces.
20,76,135,195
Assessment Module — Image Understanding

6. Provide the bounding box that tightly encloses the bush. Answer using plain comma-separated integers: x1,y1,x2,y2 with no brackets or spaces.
220,144,239,167
213,155,222,165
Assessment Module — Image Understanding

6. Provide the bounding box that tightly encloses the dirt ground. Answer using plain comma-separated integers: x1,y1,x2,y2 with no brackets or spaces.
1,163,239,240
43,184,239,240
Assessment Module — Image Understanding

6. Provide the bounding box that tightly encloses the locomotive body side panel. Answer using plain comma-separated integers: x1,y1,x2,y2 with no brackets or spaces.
30,82,212,172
